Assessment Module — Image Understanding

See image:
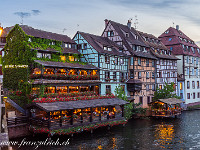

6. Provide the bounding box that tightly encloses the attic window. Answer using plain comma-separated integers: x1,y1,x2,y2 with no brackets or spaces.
165,30,169,34
125,33,129,37
107,47,112,51
103,46,107,50
107,31,114,37
169,38,172,41
135,35,138,39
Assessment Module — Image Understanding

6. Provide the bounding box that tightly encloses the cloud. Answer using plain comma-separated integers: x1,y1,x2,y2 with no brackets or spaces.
14,12,31,18
32,10,41,15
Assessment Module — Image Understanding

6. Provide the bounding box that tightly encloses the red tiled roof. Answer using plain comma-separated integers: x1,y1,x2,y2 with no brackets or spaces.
159,27,200,57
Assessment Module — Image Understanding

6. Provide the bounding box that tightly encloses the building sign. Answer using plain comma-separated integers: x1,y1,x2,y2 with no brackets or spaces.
4,65,28,68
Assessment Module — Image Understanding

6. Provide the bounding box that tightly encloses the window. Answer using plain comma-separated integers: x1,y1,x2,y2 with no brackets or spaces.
139,97,143,104
120,58,124,64
131,57,134,65
69,56,75,61
187,93,190,99
120,72,124,80
113,72,116,80
130,70,134,79
193,92,195,99
196,69,198,76
37,52,43,58
44,53,51,59
167,72,170,77
105,71,110,79
152,72,155,79
138,58,141,65
187,68,189,75
192,81,195,89
196,58,198,65
187,56,189,64
146,85,149,91
152,60,155,67
105,56,110,64
138,72,141,79
192,58,194,64
159,72,162,78
104,46,107,50
108,47,112,51
114,57,118,65
169,38,172,41
106,85,111,95
165,30,169,34
84,43,87,49
125,33,129,37
146,59,149,67
198,92,200,98
180,82,183,90
192,68,194,75
197,81,199,89
60,56,66,61
159,85,162,89
170,47,173,51
152,84,156,91
187,81,190,89
146,72,149,79
107,31,114,37
77,44,81,50
147,96,150,104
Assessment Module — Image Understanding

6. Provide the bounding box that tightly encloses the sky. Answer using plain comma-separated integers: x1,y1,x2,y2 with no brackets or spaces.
1,0,200,44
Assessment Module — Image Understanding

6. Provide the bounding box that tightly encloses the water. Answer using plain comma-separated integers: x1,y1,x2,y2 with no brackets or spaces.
11,110,200,150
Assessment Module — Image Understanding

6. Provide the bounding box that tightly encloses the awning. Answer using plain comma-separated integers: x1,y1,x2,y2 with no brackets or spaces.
158,98,183,105
34,60,99,70
28,98,129,112
126,79,142,84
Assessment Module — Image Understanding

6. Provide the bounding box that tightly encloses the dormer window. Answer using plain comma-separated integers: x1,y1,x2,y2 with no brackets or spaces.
84,43,87,49
108,47,112,51
135,35,138,39
37,52,43,58
165,30,169,34
125,33,129,37
103,46,107,50
68,44,71,48
169,38,172,41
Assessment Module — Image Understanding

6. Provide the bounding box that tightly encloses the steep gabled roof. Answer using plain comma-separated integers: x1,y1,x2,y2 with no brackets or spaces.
108,20,156,59
1,25,80,54
2,25,76,44
159,27,200,57
77,31,128,56
138,31,178,60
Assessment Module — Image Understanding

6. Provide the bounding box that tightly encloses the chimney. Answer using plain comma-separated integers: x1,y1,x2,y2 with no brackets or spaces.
127,20,131,29
176,25,179,30
104,19,109,27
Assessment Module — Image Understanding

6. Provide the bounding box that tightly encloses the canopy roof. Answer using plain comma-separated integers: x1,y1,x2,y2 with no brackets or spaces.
158,98,183,105
27,98,129,112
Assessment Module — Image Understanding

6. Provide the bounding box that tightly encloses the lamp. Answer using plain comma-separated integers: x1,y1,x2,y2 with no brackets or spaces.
0,25,3,36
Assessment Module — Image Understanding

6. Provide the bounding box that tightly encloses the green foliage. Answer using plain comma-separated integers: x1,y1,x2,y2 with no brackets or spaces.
115,85,148,119
28,36,63,52
153,82,181,101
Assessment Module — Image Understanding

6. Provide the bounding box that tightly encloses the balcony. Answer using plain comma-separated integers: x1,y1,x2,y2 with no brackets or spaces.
126,79,142,92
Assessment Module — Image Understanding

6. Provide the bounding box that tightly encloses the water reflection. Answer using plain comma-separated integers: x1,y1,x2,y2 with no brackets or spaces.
12,111,200,150
154,124,175,148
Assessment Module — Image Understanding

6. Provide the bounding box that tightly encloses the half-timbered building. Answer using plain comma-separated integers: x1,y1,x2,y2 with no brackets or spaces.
159,25,200,104
137,31,178,93
73,32,129,96
102,20,157,108
3,24,128,136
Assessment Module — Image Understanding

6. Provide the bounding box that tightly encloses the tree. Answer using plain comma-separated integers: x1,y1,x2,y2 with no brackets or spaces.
153,82,180,101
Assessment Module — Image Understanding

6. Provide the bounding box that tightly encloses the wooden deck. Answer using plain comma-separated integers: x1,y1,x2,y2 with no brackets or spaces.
150,110,182,118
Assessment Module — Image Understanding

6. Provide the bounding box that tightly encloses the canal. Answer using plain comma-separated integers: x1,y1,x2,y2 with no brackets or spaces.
11,110,200,150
